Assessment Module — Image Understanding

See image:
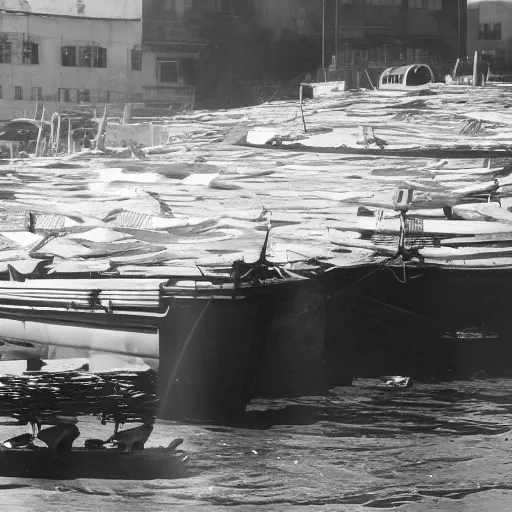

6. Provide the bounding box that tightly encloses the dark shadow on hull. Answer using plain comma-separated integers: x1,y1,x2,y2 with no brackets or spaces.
323,265,512,384
158,279,326,424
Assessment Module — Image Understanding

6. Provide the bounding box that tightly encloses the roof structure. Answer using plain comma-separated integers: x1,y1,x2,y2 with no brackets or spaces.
0,0,141,19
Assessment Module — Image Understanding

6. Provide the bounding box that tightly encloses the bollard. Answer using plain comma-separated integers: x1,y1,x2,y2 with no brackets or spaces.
150,122,155,147
67,118,72,154
122,103,132,124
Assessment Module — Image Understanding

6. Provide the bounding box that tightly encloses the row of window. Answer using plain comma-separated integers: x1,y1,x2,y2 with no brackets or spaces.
408,0,442,9
479,22,502,41
0,42,39,64
0,86,42,100
62,47,142,71
0,86,127,102
190,0,250,16
60,46,107,68
0,42,143,72
382,74,404,84
338,0,442,8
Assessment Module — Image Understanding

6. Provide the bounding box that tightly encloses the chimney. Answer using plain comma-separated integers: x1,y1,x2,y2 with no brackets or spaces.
18,0,31,10
77,0,85,14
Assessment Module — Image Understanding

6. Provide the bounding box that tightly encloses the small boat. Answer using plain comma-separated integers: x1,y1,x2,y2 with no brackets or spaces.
0,421,190,479
0,441,190,480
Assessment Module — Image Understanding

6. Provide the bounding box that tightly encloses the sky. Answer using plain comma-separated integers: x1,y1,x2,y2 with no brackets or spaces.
0,0,141,18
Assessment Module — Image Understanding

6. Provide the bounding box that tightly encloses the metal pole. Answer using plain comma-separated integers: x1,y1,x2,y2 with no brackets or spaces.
322,0,325,80
457,0,461,58
473,50,479,86
335,0,339,67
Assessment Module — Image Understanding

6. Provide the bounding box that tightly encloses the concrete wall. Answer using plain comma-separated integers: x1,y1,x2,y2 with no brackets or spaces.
0,13,142,102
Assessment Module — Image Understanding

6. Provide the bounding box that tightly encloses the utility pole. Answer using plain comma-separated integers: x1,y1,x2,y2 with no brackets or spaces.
322,0,326,80
457,0,461,58
335,0,339,66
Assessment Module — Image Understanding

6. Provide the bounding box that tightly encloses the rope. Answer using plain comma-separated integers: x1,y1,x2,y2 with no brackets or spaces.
326,253,401,302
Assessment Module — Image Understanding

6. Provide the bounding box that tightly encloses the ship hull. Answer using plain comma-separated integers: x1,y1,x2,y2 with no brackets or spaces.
158,277,327,421
0,276,324,423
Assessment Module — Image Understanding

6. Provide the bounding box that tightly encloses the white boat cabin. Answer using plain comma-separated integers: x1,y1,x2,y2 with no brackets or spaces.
379,64,434,92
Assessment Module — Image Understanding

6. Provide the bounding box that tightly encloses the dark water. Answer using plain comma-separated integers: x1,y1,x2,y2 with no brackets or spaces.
2,378,512,511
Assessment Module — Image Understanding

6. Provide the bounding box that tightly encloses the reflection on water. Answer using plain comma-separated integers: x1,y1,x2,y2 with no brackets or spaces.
0,378,511,510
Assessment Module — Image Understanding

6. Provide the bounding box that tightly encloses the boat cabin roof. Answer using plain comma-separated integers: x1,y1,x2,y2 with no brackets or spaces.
379,64,434,88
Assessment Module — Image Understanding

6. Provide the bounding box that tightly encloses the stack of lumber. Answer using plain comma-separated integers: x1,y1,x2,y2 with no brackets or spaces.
1,86,512,278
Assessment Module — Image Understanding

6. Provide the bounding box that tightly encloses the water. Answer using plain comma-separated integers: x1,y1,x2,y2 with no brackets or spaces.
1,378,512,511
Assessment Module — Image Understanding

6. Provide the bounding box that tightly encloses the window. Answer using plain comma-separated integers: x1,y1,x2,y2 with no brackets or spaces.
131,49,142,71
365,0,401,5
14,86,22,100
164,0,176,15
78,46,107,68
0,85,3,99
78,46,93,67
0,41,12,64
97,47,107,68
22,42,39,64
79,89,90,103
31,87,42,100
158,60,179,83
408,0,442,8
479,22,502,40
58,88,70,102
61,46,76,66
197,0,236,14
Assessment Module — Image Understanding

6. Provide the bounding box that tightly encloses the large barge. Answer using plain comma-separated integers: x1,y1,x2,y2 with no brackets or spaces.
0,258,326,423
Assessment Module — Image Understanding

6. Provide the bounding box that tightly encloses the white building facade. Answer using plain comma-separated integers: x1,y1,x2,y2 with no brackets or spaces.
0,8,143,103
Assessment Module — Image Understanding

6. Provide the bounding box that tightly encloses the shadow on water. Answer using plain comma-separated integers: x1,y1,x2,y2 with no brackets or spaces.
205,484,512,508
239,384,511,437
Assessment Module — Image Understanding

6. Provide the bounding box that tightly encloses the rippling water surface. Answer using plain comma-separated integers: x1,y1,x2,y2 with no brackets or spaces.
1,378,512,511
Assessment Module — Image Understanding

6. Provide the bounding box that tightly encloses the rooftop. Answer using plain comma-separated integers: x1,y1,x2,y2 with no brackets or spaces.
0,0,141,20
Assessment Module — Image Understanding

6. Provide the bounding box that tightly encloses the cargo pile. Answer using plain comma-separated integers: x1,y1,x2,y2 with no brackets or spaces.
0,86,512,280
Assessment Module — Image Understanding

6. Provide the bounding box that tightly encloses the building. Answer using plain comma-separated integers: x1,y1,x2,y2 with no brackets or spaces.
468,1,512,73
142,0,265,110
0,6,143,104
0,0,141,18
141,0,206,111
323,0,467,77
